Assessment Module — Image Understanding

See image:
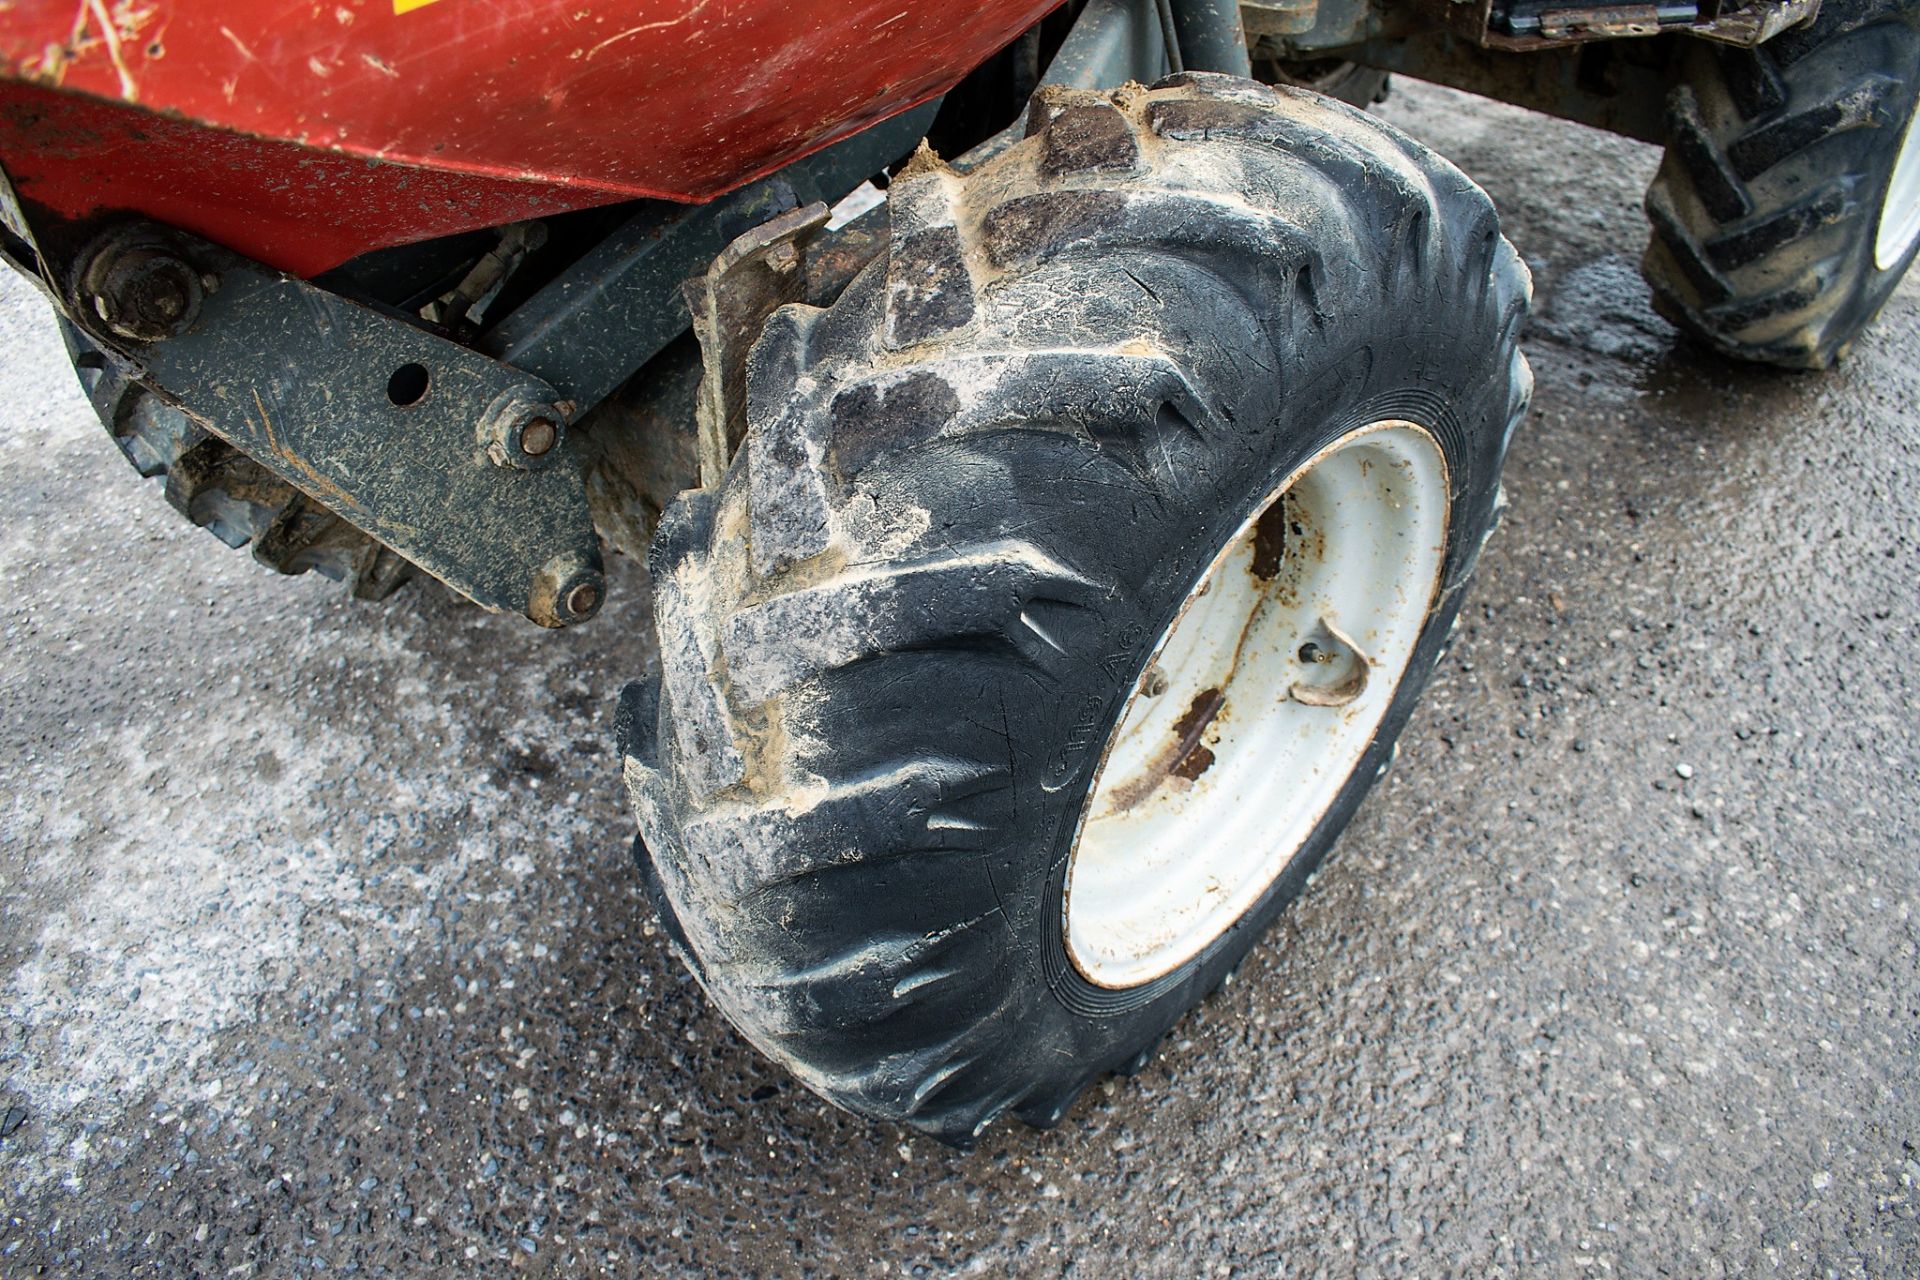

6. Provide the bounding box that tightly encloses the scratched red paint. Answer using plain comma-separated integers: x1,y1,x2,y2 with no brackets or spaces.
0,0,1058,273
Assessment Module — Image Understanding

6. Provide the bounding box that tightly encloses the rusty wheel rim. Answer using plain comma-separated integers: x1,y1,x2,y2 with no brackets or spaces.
1063,421,1451,989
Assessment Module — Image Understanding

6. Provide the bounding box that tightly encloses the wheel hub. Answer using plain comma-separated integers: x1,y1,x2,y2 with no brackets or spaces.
1064,421,1451,989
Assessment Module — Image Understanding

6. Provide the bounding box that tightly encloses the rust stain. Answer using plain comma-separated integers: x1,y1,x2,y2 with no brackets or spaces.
1168,686,1224,781
1250,496,1288,581
1171,742,1215,782
1105,685,1224,813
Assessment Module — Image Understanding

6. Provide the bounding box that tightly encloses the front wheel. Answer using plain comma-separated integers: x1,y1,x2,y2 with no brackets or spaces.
620,74,1533,1144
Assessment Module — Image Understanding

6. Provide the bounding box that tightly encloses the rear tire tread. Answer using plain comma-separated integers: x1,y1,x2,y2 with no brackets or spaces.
1641,0,1920,368
63,324,413,598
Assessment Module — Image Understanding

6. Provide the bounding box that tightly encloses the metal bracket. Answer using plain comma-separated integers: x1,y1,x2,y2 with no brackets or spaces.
13,100,947,629
682,202,831,488
1242,0,1324,38
1343,31,1672,142
73,224,605,627
1687,0,1818,45
1431,0,1819,47
478,100,939,419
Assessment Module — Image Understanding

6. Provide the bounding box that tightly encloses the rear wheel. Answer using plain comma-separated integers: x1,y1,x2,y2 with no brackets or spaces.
620,74,1532,1143
1642,0,1920,368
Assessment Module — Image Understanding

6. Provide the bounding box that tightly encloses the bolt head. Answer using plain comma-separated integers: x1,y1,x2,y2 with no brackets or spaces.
564,580,601,617
520,417,558,457
529,559,603,627
78,231,205,343
481,391,565,471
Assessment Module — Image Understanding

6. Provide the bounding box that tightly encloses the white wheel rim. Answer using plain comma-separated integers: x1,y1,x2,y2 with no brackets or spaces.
1876,103,1920,271
1063,421,1450,989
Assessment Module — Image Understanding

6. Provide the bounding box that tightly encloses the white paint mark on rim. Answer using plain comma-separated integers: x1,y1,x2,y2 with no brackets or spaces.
1064,421,1451,989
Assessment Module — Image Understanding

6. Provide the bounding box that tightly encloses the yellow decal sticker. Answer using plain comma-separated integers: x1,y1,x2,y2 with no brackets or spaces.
393,0,444,13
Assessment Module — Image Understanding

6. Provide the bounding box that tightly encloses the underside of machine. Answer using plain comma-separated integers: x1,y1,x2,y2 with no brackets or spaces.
0,0,1847,630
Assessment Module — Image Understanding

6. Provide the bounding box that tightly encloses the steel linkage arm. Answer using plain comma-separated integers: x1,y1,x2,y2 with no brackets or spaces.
0,106,936,628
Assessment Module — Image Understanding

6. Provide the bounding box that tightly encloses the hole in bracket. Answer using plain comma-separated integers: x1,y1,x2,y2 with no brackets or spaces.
386,363,430,407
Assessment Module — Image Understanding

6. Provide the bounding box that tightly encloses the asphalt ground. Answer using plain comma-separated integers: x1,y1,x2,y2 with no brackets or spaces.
0,79,1916,1277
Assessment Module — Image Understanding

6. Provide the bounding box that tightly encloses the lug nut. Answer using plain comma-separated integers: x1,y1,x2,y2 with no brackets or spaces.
520,417,557,457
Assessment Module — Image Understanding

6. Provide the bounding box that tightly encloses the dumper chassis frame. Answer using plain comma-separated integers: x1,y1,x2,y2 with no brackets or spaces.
0,0,1817,626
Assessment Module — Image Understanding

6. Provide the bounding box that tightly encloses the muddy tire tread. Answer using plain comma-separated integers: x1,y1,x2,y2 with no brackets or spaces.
1641,0,1920,367
625,75,1532,1144
63,324,413,599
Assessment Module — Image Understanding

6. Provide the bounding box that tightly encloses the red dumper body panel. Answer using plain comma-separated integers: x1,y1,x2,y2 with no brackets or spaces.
0,0,1056,273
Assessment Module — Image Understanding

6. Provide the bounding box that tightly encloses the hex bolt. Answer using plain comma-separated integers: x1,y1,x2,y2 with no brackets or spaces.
520,417,558,458
76,226,207,344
